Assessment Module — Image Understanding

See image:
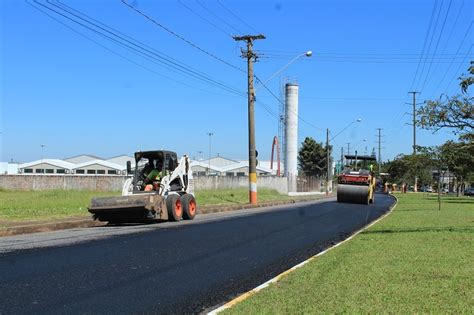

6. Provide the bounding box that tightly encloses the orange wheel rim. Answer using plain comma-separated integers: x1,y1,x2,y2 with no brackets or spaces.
175,199,182,217
189,200,196,216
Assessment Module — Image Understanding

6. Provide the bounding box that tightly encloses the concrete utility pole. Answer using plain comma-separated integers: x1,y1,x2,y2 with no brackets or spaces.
409,91,420,191
326,128,330,196
40,144,46,161
376,128,383,176
340,147,344,173
206,132,213,175
234,34,265,204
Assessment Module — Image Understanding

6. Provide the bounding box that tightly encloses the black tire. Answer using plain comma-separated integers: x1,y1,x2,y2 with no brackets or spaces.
166,194,182,222
181,194,197,220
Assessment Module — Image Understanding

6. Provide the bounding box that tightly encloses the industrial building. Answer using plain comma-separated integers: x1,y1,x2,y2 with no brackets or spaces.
6,154,280,177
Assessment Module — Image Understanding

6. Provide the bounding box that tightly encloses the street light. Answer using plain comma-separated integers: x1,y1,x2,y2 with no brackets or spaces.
206,132,213,175
255,50,313,91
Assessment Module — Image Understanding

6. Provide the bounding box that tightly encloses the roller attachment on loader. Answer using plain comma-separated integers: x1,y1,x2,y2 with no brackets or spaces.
88,150,196,223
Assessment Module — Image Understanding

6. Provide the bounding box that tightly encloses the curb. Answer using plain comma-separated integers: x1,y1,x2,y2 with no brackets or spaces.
208,193,398,315
0,196,329,237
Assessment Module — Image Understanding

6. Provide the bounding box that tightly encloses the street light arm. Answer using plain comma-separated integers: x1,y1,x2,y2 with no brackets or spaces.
255,51,312,92
329,118,362,142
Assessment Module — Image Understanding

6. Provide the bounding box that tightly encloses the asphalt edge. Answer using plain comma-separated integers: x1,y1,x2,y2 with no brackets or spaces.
207,193,399,315
0,197,328,237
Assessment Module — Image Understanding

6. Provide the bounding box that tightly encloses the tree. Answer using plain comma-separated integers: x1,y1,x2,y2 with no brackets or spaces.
386,153,432,188
298,137,327,177
440,140,474,196
417,62,473,136
418,145,447,211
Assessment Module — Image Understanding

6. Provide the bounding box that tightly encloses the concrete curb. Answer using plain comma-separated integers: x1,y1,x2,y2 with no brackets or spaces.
208,193,398,315
0,196,328,237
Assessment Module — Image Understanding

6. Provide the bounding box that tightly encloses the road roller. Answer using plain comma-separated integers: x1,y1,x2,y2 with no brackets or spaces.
337,154,376,205
88,150,196,223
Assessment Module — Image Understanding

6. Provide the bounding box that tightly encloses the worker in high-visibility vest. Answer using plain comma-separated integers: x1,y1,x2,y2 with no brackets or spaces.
143,159,165,191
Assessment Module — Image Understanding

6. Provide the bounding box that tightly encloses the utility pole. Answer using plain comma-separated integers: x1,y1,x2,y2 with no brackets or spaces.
326,128,330,196
408,91,420,191
206,132,213,175
340,147,344,173
376,128,383,176
234,34,265,204
40,144,46,161
346,142,351,156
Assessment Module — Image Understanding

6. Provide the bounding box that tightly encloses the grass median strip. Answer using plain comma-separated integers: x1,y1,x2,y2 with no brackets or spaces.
224,193,474,314
0,188,306,222
0,190,120,221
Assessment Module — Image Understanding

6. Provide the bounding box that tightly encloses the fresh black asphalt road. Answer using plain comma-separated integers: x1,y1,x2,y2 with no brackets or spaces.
0,193,394,314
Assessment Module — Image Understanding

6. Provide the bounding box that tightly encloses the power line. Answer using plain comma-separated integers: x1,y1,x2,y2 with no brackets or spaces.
254,76,324,132
259,50,470,57
177,0,232,38
37,0,245,95
414,0,445,91
409,0,440,91
196,0,243,35
121,0,245,73
419,0,454,93
434,22,473,96
444,44,473,93
427,0,465,99
216,0,260,34
27,0,232,96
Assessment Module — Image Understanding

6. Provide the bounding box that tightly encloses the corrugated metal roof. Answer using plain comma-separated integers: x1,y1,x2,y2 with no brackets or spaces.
19,159,76,169
72,159,125,170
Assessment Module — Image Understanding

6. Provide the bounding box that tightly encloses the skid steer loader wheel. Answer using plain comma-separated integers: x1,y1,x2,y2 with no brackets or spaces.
166,194,182,222
182,194,196,220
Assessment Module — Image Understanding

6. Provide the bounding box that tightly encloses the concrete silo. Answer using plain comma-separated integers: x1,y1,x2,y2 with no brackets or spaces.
284,83,299,192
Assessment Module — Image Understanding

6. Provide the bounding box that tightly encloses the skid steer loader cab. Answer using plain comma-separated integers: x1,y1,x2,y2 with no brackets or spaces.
133,150,178,192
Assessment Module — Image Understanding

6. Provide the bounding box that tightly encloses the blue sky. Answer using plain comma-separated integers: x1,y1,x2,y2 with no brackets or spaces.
1,0,472,163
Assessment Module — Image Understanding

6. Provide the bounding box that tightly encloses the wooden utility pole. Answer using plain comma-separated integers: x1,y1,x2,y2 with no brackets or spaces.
233,34,265,204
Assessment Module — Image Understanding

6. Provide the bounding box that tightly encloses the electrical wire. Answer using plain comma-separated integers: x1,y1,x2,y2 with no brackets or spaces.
254,76,325,132
121,0,245,73
431,21,472,98
27,0,234,96
195,0,243,35
216,0,260,34
414,0,445,91
419,0,454,93
444,44,473,93
177,0,232,38
409,0,440,91
33,0,245,96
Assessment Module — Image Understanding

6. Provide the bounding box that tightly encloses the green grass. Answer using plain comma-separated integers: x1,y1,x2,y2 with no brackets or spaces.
0,190,121,222
225,193,474,314
0,188,299,222
195,188,297,206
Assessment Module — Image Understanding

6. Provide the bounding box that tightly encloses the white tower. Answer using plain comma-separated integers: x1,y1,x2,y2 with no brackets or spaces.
285,83,299,192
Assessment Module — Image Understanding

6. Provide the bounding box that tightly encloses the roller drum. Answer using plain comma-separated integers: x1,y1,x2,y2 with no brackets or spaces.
337,184,370,204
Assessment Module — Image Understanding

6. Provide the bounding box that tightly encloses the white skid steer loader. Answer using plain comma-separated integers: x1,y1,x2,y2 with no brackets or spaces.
88,150,196,223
